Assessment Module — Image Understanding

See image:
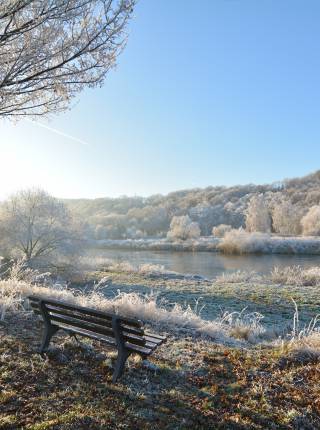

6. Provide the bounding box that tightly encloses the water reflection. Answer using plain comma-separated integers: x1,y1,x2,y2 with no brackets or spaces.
88,249,320,279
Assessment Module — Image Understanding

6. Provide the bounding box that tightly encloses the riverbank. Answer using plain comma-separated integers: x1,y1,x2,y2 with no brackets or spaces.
88,233,320,255
88,237,220,252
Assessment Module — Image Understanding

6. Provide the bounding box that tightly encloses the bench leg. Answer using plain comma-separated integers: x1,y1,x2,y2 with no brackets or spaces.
112,349,131,383
39,325,59,356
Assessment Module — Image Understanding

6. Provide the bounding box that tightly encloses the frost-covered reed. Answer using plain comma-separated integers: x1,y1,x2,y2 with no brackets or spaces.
216,265,320,287
278,300,320,364
0,263,267,346
218,229,320,255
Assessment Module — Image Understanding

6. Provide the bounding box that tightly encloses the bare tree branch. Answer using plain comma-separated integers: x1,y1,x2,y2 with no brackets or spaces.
0,0,135,118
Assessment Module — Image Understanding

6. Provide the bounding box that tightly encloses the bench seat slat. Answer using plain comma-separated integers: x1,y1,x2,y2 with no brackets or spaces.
144,335,165,345
144,331,167,341
120,324,144,336
57,325,154,356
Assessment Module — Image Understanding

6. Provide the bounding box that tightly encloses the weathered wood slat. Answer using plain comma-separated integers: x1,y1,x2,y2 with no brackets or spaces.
28,295,142,327
56,324,116,347
120,323,144,336
33,303,114,329
31,307,113,332
57,325,153,356
144,335,164,345
144,331,167,341
48,314,147,347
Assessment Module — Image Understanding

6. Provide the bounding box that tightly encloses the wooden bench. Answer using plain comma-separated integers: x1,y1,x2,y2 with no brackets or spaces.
28,295,167,382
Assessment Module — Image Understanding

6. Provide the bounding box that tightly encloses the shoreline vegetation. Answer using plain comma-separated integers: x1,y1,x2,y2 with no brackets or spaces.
88,233,320,255
2,259,320,344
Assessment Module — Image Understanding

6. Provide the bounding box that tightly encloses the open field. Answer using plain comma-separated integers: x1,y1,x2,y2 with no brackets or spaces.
84,267,320,331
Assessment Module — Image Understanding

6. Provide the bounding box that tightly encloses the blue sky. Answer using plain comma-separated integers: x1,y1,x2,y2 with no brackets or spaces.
1,0,320,199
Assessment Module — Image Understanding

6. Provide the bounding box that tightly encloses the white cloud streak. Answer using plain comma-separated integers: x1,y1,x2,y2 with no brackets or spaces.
25,119,89,146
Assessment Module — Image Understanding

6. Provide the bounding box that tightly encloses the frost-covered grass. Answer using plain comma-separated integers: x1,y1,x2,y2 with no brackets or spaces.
3,259,320,348
218,229,320,254
0,274,268,345
2,272,320,354
89,237,219,252
270,265,320,286
74,257,320,333
215,264,320,287
89,232,320,255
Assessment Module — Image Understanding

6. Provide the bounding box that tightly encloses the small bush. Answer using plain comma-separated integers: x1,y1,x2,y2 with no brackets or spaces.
167,215,200,241
270,266,320,286
212,224,232,238
218,229,271,254
301,205,320,236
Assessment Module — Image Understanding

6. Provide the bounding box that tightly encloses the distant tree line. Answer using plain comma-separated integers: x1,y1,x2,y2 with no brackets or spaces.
2,171,320,269
66,170,320,240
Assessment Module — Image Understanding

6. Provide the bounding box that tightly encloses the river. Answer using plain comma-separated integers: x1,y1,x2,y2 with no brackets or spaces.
88,248,320,279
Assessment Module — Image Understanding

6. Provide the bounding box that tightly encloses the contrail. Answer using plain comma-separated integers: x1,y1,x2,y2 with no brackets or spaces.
25,119,89,146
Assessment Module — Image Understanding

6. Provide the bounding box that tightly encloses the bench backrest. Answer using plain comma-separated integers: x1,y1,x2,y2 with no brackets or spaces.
28,295,147,348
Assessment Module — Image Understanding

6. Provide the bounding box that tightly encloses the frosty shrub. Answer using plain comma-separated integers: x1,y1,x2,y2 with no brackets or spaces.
215,270,262,284
301,206,320,236
245,194,271,233
270,266,320,286
212,224,232,238
167,215,201,241
218,229,271,254
271,200,303,235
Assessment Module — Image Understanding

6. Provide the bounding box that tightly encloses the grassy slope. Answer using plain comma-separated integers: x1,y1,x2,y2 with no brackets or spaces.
1,313,320,430
1,271,320,429
91,270,320,328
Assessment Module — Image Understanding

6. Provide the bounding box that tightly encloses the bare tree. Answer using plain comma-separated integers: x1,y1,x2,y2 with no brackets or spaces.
0,0,135,117
271,199,303,236
0,189,78,262
167,215,201,241
245,194,271,233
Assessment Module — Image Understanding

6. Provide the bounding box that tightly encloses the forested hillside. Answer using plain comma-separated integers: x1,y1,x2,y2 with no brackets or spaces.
65,171,320,239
